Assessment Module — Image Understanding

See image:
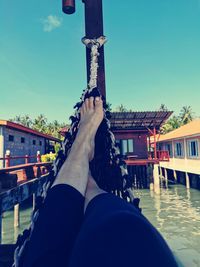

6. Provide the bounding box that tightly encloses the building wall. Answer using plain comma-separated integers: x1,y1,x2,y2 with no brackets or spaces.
3,126,46,166
113,131,148,159
159,158,200,175
159,136,200,175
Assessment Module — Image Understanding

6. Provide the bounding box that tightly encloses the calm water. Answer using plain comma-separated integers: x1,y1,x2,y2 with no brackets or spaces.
2,184,200,267
134,185,200,267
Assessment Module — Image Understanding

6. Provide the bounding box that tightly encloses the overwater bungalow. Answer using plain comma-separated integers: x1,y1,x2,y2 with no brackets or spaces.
110,111,172,163
109,111,173,188
157,119,200,190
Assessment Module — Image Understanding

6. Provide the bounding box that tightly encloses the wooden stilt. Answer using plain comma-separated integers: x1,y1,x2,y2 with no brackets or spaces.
164,168,168,188
14,204,20,228
33,193,36,211
147,164,154,190
173,170,177,182
186,172,190,189
153,164,160,194
0,212,2,244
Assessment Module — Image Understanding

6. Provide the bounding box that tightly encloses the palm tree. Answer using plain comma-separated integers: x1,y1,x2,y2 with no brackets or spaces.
33,114,47,132
161,116,181,134
46,121,66,139
115,104,128,112
159,104,168,112
10,115,32,128
21,115,32,128
179,106,194,125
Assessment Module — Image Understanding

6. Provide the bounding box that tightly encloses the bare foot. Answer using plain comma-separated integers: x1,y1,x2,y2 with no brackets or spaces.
84,172,106,212
52,97,103,196
78,96,104,160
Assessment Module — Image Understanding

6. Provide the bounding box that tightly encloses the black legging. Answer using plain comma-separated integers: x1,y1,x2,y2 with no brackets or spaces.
20,184,178,267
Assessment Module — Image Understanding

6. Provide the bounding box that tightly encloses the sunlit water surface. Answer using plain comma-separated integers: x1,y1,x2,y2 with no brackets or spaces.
2,184,200,267
134,185,200,267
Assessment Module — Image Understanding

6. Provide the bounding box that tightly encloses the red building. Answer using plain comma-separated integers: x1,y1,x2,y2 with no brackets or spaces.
110,111,172,188
110,111,172,165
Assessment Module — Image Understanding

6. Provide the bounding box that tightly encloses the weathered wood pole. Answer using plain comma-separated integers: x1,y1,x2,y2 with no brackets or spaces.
82,0,106,99
147,164,154,190
5,151,11,168
14,204,20,228
164,168,168,187
25,155,29,164
153,127,157,159
33,193,36,211
37,151,41,163
173,170,177,182
153,164,160,194
186,172,190,189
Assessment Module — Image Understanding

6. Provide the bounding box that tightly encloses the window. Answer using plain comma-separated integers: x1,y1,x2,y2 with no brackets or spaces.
188,140,199,157
175,142,183,157
166,143,173,157
9,135,14,142
121,139,134,155
21,137,25,143
33,140,36,145
39,140,42,146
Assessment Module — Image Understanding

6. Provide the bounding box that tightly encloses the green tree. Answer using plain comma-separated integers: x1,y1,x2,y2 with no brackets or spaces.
115,104,128,112
33,114,48,133
161,115,181,134
10,114,67,139
159,104,168,112
10,115,32,128
46,120,66,139
179,106,194,125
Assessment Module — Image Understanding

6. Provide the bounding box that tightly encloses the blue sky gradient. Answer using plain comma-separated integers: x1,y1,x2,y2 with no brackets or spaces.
0,0,200,123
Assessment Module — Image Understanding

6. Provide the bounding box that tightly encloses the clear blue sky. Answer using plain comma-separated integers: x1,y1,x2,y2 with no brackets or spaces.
0,0,200,123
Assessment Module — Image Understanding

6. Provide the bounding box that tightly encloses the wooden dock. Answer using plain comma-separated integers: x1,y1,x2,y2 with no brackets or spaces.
0,163,52,267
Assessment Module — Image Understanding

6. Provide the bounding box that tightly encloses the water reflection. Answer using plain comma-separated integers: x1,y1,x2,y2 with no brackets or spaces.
135,185,200,267
2,185,200,267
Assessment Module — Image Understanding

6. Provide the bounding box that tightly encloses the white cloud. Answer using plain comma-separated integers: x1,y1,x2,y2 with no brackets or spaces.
41,15,62,32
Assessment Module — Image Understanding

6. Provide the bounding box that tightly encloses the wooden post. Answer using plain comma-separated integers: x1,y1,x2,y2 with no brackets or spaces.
148,136,152,159
153,164,160,194
14,204,20,228
147,164,154,190
173,170,177,183
164,168,168,188
25,155,29,164
153,127,157,160
33,193,36,211
37,151,41,163
186,172,190,189
83,0,106,99
5,151,11,168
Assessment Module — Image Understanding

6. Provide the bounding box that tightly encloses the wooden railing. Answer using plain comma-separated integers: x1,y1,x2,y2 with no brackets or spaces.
0,154,41,168
157,150,170,161
125,150,170,164
0,163,52,244
0,161,53,267
0,161,52,186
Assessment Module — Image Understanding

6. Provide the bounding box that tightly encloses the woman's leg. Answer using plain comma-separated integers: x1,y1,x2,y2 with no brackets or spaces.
20,97,104,267
69,176,178,267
